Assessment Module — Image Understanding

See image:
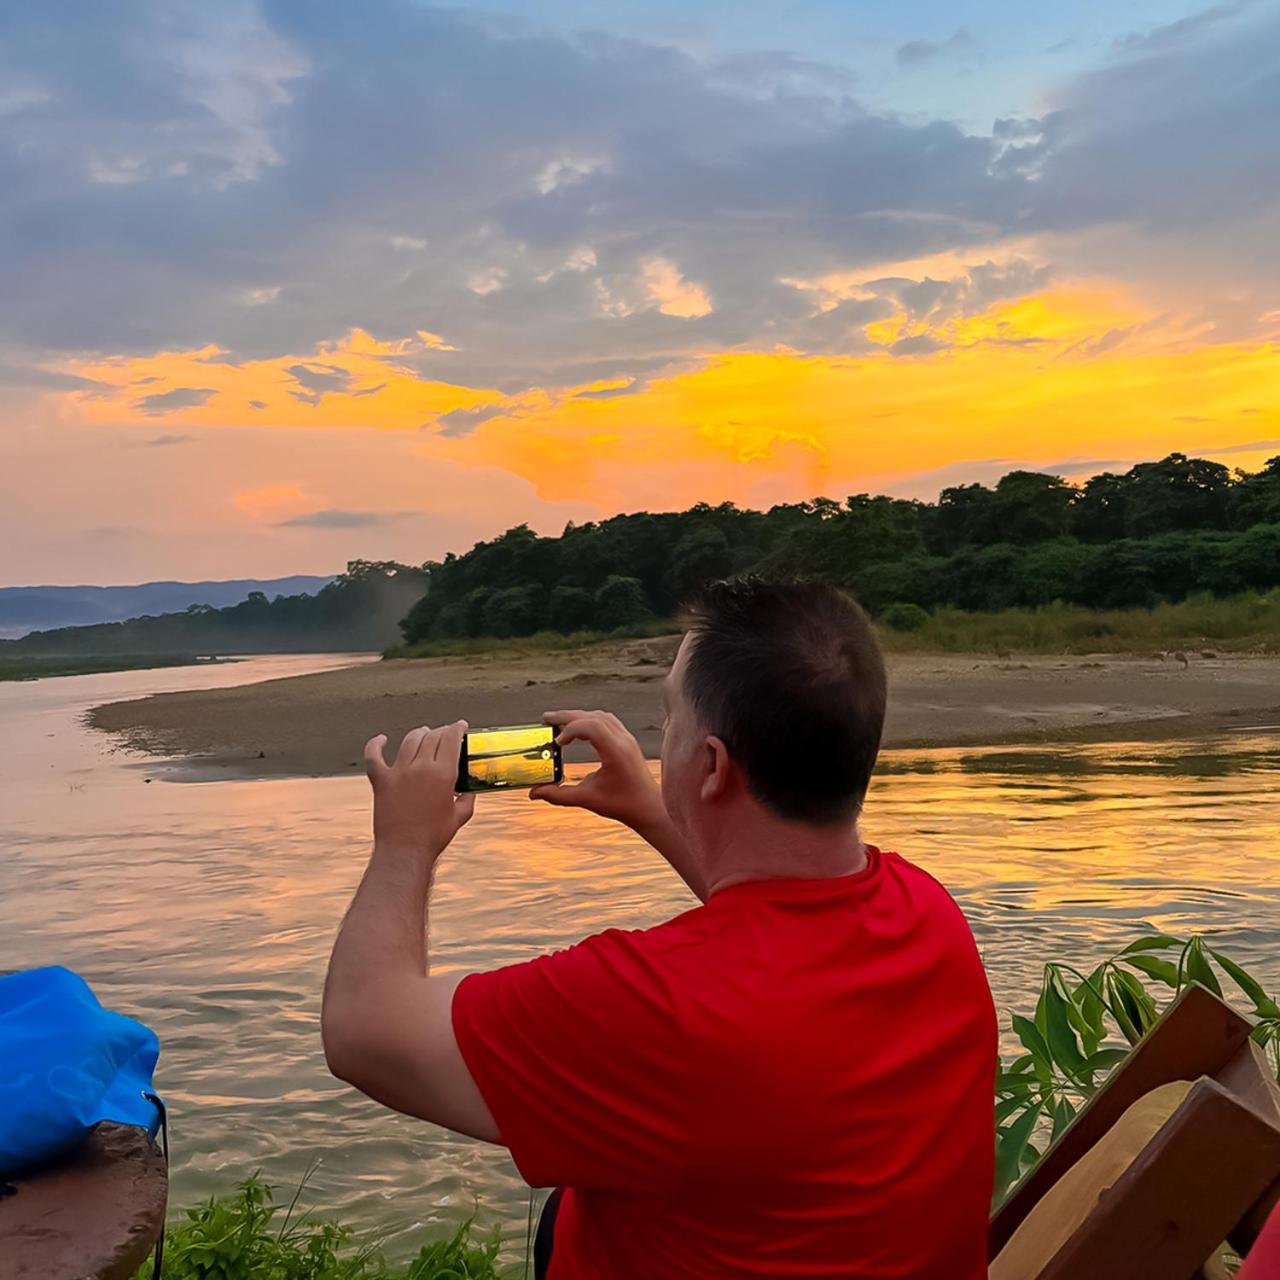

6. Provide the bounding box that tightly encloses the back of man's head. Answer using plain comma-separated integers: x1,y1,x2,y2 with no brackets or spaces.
683,577,887,827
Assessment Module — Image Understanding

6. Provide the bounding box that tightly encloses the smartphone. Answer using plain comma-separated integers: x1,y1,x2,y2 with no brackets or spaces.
456,723,563,793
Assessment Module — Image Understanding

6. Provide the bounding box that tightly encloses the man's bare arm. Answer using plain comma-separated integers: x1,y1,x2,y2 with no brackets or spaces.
321,721,499,1143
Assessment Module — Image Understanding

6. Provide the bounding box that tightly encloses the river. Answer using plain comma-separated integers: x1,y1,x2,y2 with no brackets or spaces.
2,655,1278,1266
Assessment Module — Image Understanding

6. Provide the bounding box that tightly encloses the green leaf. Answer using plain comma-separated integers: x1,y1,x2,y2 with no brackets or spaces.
1051,1095,1077,1140
1123,954,1180,987
1115,969,1160,1034
1120,934,1183,954
1081,1046,1130,1077
1105,969,1143,1045
1184,937,1223,997
1074,964,1108,1055
996,1094,1029,1125
1042,978,1087,1080
1211,949,1280,1018
994,1101,1043,1206
1012,1014,1053,1085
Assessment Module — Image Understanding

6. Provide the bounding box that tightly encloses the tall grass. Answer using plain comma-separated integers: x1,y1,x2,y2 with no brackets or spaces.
879,589,1280,655
385,618,680,660
384,591,1280,661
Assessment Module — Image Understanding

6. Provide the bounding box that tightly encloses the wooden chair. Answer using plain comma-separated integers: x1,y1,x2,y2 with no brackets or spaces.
990,984,1280,1279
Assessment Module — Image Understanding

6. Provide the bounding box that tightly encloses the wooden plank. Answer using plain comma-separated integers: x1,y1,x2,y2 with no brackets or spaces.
1039,1079,1280,1280
992,985,1253,1256
0,1123,167,1280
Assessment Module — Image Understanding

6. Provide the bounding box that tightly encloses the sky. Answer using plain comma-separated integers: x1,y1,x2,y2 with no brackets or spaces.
2,0,1278,585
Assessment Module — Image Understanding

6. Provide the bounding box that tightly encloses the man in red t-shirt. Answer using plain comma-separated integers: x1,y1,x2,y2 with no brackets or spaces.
323,579,997,1278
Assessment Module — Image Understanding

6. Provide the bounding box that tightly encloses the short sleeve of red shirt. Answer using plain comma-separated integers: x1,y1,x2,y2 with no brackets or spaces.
451,924,699,1192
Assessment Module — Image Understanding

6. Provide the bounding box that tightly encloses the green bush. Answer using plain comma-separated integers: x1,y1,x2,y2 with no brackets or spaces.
877,603,930,632
139,1174,503,1279
593,575,651,629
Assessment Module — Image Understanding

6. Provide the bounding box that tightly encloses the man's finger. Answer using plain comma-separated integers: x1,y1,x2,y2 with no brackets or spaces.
397,725,432,765
529,781,584,807
432,719,468,766
363,733,389,782
543,708,594,727
454,791,476,828
554,717,619,750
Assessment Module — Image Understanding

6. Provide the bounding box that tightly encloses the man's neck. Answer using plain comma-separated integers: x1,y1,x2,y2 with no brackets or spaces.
699,813,868,900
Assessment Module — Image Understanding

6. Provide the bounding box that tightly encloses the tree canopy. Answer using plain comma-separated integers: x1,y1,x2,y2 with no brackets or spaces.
399,453,1280,644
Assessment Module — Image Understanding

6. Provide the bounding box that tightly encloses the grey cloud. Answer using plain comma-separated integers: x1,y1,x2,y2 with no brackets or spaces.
0,0,1274,393
573,382,641,400
1030,3,1280,233
1114,0,1254,54
1189,437,1280,456
0,361,106,393
248,399,267,409
896,28,974,66
0,0,1029,381
889,333,944,356
434,404,508,437
706,50,856,96
135,386,216,415
144,433,197,446
884,455,1135,500
286,362,353,404
277,508,402,529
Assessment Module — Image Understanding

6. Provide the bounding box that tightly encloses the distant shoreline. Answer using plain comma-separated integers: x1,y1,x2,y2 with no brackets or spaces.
0,653,237,683
86,638,1280,779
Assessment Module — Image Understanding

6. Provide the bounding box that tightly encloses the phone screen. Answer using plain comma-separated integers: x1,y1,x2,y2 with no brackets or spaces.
457,723,562,792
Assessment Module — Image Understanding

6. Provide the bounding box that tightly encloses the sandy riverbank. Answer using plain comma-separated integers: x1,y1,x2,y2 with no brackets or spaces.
87,637,1280,779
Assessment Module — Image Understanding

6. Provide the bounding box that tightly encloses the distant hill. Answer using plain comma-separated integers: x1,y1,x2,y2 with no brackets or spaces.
0,576,333,640
0,562,428,655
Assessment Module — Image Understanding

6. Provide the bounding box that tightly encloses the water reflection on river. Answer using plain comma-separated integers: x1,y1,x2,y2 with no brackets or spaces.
1,656,1278,1265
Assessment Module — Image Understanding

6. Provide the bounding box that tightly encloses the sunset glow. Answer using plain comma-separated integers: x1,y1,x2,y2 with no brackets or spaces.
3,1,1278,581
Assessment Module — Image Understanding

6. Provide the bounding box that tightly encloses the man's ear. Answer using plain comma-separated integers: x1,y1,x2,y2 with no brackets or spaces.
700,735,733,803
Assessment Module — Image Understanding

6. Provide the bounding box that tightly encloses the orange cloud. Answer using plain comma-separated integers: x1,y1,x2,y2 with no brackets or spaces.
642,258,713,318
67,328,490,431
231,484,312,520
433,287,1280,507
53,286,1280,520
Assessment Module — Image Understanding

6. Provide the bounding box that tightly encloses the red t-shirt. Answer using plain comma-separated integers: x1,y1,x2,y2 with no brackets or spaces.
452,846,996,1278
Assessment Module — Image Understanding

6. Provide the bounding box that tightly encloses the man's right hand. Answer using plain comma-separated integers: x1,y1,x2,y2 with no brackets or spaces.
530,709,665,832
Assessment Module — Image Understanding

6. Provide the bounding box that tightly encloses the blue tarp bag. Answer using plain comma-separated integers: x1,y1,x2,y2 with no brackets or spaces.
0,965,163,1177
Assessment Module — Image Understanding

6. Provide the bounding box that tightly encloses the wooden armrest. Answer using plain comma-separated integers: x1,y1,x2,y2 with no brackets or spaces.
992,984,1254,1257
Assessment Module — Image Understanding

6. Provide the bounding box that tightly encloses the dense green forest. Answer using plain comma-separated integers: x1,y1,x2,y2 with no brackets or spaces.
6,454,1278,657
400,453,1280,643
1,561,428,655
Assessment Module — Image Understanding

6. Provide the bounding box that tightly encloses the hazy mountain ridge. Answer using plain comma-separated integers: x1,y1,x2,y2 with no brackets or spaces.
0,576,334,639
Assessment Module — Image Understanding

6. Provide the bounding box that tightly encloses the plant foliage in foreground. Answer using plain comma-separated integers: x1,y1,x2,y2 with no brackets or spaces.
139,1173,503,1280
994,933,1280,1205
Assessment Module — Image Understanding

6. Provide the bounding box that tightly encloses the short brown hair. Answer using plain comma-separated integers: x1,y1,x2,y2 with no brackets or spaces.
683,577,886,825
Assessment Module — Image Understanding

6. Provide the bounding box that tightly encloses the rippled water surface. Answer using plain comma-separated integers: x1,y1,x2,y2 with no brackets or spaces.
2,655,1278,1266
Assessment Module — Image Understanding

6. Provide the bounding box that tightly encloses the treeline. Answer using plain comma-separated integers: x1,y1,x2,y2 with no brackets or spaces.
401,453,1280,643
2,561,428,655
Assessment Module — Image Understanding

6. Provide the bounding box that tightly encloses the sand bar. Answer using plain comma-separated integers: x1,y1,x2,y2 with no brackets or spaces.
87,637,1280,779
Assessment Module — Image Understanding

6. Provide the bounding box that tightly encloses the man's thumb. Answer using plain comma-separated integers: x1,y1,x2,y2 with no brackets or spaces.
530,783,574,806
